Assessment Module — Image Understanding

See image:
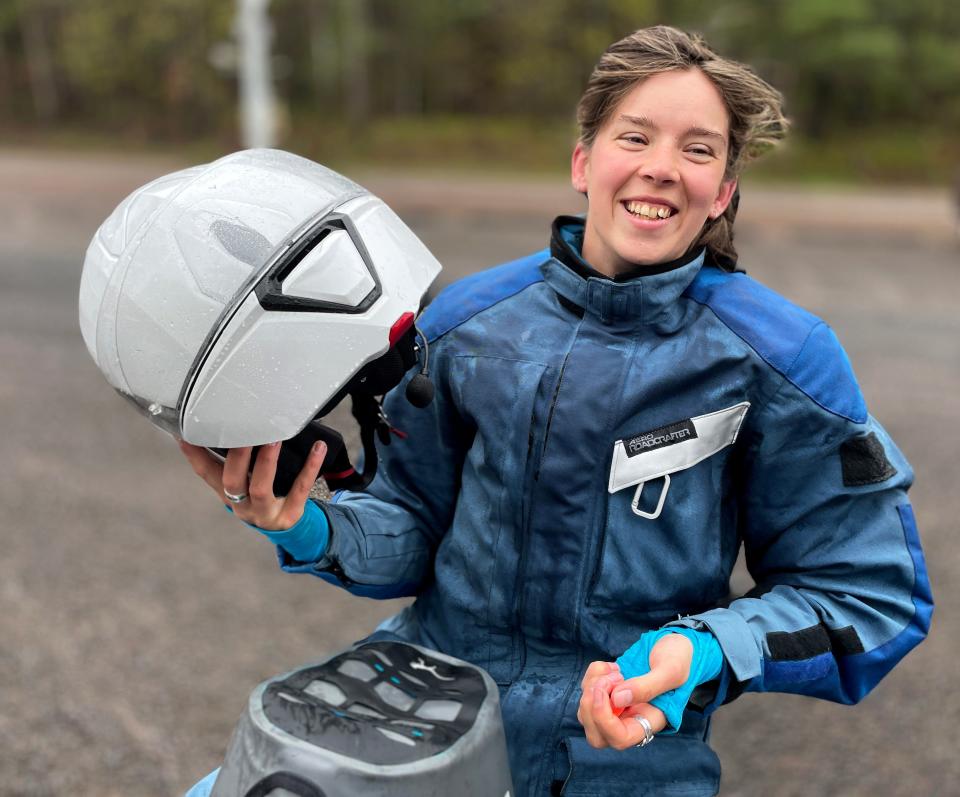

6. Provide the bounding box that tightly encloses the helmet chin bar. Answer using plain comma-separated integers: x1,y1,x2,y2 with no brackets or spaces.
208,324,422,496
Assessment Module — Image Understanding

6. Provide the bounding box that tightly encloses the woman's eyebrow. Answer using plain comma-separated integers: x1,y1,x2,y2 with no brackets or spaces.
686,126,726,142
617,114,726,142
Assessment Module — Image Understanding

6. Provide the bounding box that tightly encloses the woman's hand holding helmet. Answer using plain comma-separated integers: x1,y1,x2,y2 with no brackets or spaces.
178,439,328,531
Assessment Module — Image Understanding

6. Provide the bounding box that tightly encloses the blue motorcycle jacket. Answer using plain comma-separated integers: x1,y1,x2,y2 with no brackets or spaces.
279,217,932,796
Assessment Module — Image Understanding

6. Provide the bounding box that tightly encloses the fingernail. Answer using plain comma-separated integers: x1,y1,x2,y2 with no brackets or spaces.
612,689,632,708
312,441,325,455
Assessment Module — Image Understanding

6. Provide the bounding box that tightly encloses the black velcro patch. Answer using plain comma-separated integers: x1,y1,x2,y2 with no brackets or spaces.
827,625,865,656
766,623,866,661
840,432,896,487
766,624,831,661
625,419,697,457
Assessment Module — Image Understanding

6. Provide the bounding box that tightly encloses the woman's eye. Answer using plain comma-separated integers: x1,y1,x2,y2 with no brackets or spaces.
687,147,713,157
621,135,647,145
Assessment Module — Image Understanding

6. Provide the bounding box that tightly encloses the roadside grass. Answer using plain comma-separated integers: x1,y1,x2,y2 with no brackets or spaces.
2,117,954,187
751,129,957,186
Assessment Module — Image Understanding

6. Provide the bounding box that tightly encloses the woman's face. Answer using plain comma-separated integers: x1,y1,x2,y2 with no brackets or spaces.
571,68,737,274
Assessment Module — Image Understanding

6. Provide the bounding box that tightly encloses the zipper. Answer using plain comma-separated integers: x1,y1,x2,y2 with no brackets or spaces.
525,406,536,465
580,334,639,613
584,496,610,599
514,339,576,676
512,402,540,678
533,351,571,481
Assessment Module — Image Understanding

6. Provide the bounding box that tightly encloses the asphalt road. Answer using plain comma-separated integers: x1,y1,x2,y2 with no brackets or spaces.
1,150,956,796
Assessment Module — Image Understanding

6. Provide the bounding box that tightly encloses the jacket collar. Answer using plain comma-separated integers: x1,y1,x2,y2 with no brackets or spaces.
541,215,705,327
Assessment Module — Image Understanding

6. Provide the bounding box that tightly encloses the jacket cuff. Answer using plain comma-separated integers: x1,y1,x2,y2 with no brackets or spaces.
276,500,338,573
276,502,421,599
667,607,761,683
256,499,329,563
688,659,734,715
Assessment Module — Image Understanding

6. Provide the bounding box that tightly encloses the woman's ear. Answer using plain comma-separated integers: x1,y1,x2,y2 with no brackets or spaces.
709,178,738,219
571,142,590,195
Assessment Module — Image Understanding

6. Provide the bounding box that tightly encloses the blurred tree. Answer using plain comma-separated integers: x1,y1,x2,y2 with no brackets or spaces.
0,2,21,113
18,0,60,123
57,0,233,139
339,0,369,127
0,0,956,179
306,0,339,101
713,0,959,134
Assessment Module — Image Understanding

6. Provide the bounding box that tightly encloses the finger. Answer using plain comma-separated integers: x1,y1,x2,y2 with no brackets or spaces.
582,670,624,697
593,672,625,702
222,447,253,501
248,442,281,505
178,440,226,496
621,703,669,734
609,652,689,710
590,684,632,750
580,660,619,689
648,633,694,683
577,682,607,748
580,686,609,749
282,441,327,520
578,660,624,747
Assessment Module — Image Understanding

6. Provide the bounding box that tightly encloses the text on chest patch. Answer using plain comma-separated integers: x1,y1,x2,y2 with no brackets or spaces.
625,419,698,456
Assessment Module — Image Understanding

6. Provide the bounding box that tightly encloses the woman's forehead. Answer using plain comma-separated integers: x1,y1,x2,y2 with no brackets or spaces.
610,69,730,137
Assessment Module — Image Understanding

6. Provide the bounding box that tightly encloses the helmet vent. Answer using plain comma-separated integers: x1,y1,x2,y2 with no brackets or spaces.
211,218,273,266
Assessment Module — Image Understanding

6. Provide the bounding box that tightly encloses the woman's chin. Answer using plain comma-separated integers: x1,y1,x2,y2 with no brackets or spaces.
615,244,683,268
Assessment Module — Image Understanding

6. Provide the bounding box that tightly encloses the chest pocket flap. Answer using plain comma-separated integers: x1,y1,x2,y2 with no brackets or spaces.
608,401,750,494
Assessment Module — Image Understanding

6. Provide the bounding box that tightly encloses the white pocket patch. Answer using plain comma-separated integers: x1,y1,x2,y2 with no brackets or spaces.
608,401,750,504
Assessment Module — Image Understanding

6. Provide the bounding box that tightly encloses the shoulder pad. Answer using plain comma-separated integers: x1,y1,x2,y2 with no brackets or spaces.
419,249,548,342
685,267,867,422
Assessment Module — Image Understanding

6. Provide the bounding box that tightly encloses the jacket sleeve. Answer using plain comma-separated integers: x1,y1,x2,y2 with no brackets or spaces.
277,333,473,599
670,325,932,708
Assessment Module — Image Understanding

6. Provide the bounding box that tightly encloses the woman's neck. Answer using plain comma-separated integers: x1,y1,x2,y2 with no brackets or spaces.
550,216,703,282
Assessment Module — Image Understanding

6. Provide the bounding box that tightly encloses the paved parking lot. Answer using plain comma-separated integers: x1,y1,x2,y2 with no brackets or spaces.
0,150,955,795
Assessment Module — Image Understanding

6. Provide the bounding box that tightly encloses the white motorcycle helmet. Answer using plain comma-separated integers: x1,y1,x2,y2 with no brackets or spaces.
79,149,441,492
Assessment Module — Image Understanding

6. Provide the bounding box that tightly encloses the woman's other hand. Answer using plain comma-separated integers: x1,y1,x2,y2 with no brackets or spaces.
577,633,694,749
178,440,327,531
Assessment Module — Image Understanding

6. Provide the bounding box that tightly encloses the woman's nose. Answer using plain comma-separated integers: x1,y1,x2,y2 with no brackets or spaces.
638,144,679,184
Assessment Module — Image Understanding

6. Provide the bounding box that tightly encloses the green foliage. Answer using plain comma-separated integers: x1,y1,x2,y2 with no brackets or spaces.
10,0,235,138
751,128,958,184
2,0,958,183
711,0,960,136
285,112,578,174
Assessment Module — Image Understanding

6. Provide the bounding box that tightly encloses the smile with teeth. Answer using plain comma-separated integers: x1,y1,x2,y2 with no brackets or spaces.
624,201,675,220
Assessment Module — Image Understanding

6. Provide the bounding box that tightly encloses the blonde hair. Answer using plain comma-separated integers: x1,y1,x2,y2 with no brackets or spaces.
577,26,788,268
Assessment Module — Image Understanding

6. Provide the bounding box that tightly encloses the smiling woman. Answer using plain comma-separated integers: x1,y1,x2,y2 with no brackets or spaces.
572,69,738,271
572,27,788,273
180,25,930,797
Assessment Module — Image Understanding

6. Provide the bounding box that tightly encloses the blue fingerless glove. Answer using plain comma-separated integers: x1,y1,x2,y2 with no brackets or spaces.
225,500,330,563
615,627,724,734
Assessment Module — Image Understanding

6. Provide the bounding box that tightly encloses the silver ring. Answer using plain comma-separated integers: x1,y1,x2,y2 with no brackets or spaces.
224,489,248,504
634,715,655,748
